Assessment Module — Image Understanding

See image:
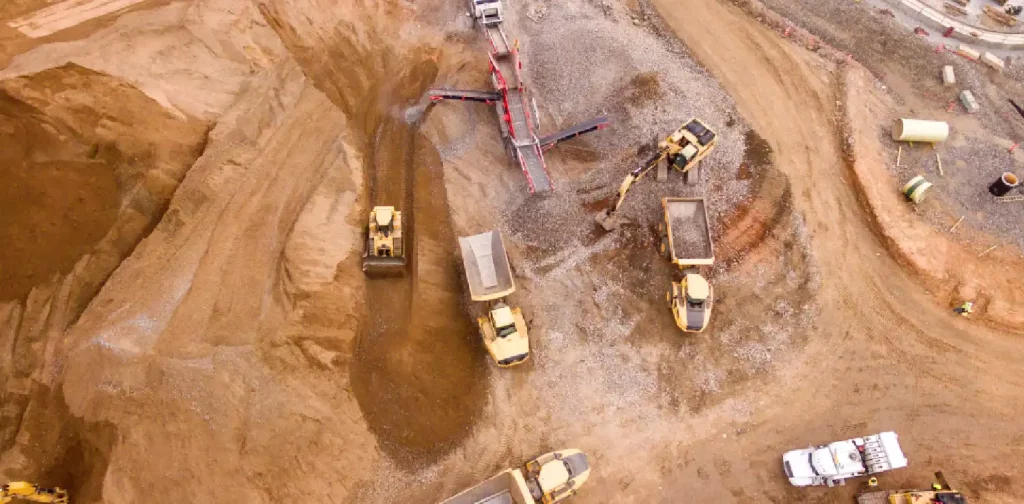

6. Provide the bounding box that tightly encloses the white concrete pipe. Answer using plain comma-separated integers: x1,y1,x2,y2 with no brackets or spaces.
892,119,949,143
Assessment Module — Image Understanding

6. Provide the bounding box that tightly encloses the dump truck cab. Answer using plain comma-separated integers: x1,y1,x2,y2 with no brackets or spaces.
363,205,406,274
669,274,713,333
481,303,530,367
523,449,591,504
440,449,591,504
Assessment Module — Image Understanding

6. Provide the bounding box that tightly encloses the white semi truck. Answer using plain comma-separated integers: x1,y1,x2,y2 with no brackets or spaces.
440,449,591,504
783,431,908,487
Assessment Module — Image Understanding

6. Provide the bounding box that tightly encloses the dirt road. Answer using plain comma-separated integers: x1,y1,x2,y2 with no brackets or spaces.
646,0,1024,500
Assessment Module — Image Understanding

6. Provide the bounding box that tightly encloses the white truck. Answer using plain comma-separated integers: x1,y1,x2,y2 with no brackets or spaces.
660,197,715,333
440,449,591,504
783,431,908,487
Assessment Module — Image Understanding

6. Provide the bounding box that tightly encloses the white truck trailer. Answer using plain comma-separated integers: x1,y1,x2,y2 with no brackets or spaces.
783,431,908,487
440,449,591,504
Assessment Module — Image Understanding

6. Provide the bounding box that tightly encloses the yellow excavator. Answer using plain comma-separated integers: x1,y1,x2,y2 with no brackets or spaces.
595,119,718,231
362,205,406,275
1,482,68,504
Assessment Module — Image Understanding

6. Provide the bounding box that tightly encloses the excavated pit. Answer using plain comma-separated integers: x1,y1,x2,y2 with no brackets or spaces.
349,100,487,466
257,4,488,466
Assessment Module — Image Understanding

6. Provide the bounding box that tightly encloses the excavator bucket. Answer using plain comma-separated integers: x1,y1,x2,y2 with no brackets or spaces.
594,210,622,231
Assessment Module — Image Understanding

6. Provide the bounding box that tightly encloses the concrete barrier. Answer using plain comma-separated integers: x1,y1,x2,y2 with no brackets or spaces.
981,52,1006,72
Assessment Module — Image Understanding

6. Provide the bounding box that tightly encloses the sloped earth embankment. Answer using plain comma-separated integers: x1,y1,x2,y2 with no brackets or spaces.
0,62,207,499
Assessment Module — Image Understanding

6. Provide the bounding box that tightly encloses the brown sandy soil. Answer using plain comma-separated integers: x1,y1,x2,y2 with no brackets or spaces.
1,0,1023,503
642,0,1024,502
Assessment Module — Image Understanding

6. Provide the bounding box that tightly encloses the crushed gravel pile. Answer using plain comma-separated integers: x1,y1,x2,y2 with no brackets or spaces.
519,0,752,230
667,199,712,259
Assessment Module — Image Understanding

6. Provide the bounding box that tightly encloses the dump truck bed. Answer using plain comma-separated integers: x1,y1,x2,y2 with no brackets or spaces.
440,469,534,504
459,230,516,302
663,197,714,266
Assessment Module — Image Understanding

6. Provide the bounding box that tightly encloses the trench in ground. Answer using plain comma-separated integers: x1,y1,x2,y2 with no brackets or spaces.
346,62,488,467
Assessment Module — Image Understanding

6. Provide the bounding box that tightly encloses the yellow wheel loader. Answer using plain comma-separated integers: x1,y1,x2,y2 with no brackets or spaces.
458,229,530,367
362,205,406,275
596,119,718,231
1,482,68,504
660,197,715,333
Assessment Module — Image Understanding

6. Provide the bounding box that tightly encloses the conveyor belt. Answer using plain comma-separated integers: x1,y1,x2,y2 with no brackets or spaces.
539,116,610,149
428,88,501,103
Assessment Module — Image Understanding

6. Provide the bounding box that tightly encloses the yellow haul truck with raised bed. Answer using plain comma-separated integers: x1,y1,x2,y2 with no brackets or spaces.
440,449,591,504
458,229,530,367
596,119,718,231
659,197,715,333
362,205,406,274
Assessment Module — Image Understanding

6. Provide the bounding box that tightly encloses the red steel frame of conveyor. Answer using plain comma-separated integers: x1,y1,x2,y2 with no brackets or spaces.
488,45,553,193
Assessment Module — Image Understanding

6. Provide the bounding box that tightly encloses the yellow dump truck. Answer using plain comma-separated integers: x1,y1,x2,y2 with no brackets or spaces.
659,197,715,333
458,229,530,367
440,449,591,504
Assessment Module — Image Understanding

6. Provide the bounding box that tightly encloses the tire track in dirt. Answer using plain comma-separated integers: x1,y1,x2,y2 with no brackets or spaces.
256,2,487,467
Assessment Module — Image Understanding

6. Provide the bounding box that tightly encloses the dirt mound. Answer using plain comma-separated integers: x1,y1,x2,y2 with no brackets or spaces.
0,63,206,303
0,62,206,495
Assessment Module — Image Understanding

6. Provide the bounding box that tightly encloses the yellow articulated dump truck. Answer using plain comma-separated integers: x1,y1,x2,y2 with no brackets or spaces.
440,449,591,504
458,229,529,367
659,197,715,333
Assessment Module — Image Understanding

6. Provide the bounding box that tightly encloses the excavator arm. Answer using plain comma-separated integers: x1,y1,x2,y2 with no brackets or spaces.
595,146,674,230
1,482,69,504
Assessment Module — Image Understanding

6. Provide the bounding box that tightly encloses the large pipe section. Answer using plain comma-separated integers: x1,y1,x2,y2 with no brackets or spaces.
892,119,949,143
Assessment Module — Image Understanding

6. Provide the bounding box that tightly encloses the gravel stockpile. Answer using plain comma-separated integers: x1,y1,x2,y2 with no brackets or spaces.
667,199,712,260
